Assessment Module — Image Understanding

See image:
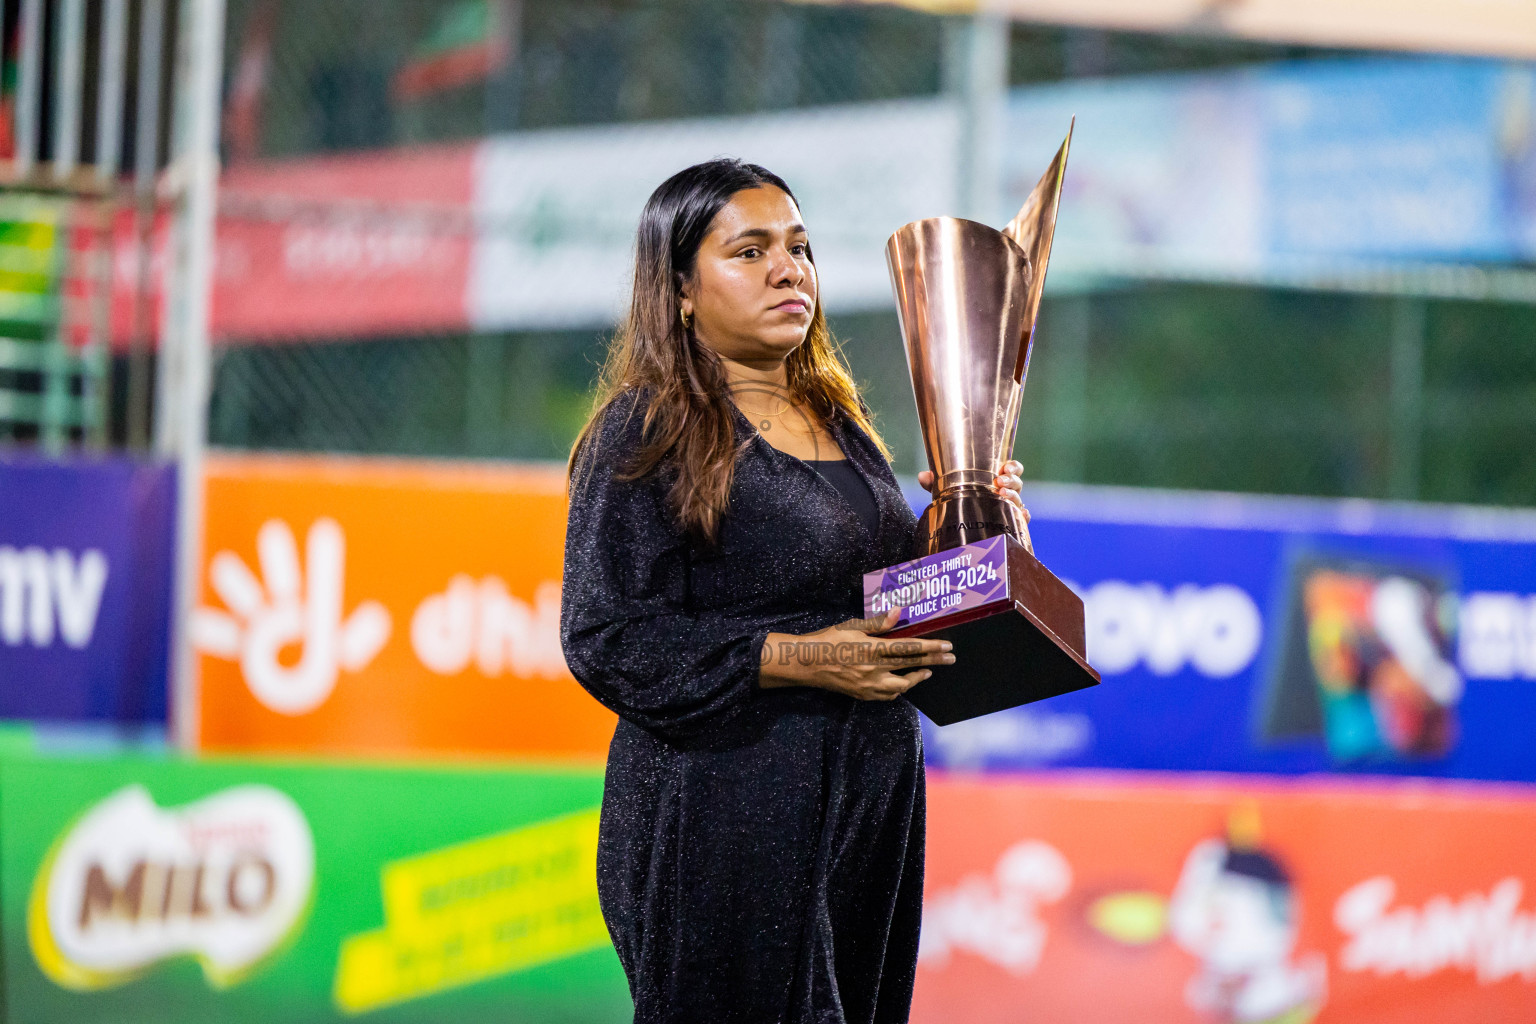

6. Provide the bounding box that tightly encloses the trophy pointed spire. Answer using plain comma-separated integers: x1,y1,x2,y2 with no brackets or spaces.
884,118,1076,553
1001,118,1073,382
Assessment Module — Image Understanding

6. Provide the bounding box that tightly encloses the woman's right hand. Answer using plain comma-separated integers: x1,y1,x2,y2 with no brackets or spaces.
758,606,955,701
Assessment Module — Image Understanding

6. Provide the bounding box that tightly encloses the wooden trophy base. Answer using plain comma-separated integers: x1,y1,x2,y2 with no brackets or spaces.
871,535,1100,725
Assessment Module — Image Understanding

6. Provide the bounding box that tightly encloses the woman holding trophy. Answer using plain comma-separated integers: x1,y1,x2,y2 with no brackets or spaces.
560,158,1028,1024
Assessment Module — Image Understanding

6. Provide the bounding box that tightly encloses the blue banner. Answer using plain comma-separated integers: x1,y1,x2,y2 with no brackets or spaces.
1259,59,1519,262
0,457,175,724
1006,57,1536,274
902,482,1536,782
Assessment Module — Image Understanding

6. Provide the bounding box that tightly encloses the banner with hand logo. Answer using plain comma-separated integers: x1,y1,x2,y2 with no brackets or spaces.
194,454,613,759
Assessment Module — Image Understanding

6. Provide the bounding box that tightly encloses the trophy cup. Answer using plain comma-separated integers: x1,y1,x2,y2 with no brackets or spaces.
863,122,1101,725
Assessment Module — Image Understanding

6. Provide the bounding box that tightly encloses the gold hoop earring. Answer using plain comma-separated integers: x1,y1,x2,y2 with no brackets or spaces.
679,307,692,329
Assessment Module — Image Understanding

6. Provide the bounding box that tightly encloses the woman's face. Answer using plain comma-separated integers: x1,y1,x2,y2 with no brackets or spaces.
681,185,817,367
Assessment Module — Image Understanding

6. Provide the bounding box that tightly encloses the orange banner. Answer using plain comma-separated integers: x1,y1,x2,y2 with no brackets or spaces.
916,773,1536,1023
193,454,614,760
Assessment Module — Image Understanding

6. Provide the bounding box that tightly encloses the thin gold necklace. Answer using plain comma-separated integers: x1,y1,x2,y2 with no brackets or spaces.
755,405,826,444
731,390,796,429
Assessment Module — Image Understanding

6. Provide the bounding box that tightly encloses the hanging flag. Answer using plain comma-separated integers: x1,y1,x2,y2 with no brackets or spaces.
0,16,19,160
392,0,514,103
223,0,279,163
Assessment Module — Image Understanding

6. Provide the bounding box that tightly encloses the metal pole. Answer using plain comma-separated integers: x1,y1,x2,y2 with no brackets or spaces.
80,0,131,449
934,11,1008,472
127,0,166,450
38,0,88,450
154,0,188,459
1389,297,1426,500
15,0,43,179
8,0,44,442
162,0,228,750
944,12,1008,223
1041,294,1089,481
97,0,129,184
83,201,113,449
465,333,499,456
136,0,167,186
53,0,87,181
482,0,524,133
757,5,802,112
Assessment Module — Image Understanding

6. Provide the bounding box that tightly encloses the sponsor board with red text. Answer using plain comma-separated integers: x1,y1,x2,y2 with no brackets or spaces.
109,101,956,344
104,145,476,347
212,145,477,340
915,773,1536,1024
193,453,614,759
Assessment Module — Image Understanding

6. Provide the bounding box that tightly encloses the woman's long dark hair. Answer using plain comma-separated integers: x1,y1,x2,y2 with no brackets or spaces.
566,158,891,548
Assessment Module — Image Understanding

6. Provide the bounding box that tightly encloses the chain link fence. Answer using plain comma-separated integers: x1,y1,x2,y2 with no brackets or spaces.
206,0,1536,507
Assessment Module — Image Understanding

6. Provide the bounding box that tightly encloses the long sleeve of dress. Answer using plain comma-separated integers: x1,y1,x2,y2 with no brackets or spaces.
560,392,774,741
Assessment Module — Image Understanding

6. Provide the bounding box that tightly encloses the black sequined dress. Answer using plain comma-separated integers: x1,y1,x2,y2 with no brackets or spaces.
560,387,925,1024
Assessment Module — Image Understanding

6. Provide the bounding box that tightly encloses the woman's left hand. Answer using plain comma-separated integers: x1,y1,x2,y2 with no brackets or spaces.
917,459,1032,548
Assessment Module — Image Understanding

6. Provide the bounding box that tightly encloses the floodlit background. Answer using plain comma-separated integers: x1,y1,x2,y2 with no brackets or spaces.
1,2,1536,1022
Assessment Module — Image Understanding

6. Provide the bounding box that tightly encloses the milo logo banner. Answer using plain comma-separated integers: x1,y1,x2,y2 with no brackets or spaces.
29,784,314,990
919,484,1536,781
913,773,1536,1024
0,752,628,1022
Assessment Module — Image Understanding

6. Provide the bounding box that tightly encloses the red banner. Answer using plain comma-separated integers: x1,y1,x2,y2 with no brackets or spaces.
211,145,476,341
916,773,1536,1023
101,146,476,347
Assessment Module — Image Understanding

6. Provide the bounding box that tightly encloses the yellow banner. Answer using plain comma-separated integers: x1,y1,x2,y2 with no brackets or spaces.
333,808,609,1014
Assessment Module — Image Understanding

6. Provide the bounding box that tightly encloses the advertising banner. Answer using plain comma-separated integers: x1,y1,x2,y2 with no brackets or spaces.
198,455,1536,777
191,100,955,341
0,749,627,1023
193,453,615,760
1006,57,1536,277
182,57,1536,342
920,485,1536,782
468,96,959,330
914,772,1536,1024
807,0,1536,62
212,144,479,341
0,457,175,725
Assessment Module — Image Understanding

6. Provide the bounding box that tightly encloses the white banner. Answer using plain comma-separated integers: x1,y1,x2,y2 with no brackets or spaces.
468,98,960,330
802,0,1536,61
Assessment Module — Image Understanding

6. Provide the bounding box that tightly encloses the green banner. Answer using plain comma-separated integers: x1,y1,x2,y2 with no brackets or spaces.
0,750,630,1023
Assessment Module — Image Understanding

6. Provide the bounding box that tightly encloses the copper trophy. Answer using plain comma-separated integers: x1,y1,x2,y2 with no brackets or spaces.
863,122,1100,725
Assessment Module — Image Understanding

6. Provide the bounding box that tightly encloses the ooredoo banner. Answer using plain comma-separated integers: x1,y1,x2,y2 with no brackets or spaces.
213,144,479,341
0,749,627,1022
0,456,175,725
193,453,614,759
914,772,1536,1024
922,484,1536,782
